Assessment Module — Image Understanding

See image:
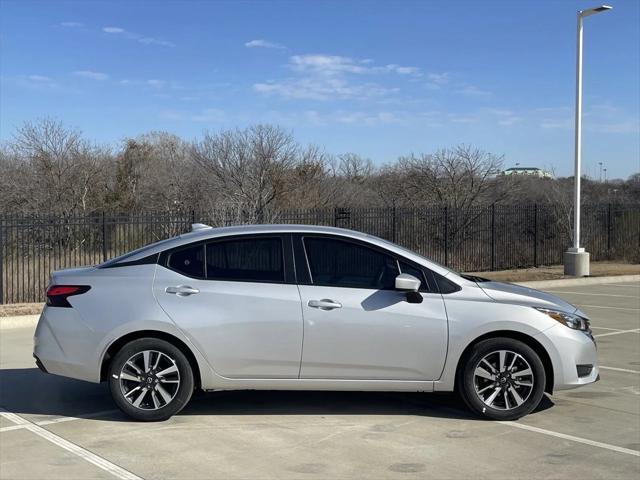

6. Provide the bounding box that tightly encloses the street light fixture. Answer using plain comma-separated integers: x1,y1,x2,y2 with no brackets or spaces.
564,4,612,277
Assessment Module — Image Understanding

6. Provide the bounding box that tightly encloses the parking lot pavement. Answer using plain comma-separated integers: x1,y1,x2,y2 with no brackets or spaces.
1,281,639,479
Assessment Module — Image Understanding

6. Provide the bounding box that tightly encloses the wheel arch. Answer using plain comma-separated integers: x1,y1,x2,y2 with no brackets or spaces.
455,330,554,394
100,330,202,389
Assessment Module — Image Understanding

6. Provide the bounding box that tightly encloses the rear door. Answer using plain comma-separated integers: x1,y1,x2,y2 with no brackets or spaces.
295,235,448,381
154,234,303,379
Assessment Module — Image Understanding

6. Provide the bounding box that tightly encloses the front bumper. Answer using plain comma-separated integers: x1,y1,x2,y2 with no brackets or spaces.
536,323,599,391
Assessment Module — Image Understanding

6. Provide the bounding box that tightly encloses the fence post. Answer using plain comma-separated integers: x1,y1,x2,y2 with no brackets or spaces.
444,206,449,267
101,212,107,262
0,218,3,305
490,204,496,271
533,203,538,268
191,209,196,225
391,206,397,243
333,207,339,228
607,203,612,258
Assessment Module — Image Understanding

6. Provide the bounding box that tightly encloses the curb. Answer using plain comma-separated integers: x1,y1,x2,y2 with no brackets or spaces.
0,314,39,330
516,274,640,289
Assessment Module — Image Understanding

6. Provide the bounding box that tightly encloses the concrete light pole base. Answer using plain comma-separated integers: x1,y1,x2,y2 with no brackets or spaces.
564,248,590,276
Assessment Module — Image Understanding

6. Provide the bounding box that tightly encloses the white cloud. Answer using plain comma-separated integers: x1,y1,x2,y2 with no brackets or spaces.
455,84,491,97
386,64,421,76
103,26,125,33
540,118,572,130
147,79,166,88
60,21,84,28
245,39,285,49
288,55,420,77
102,26,175,47
254,77,395,101
73,70,109,81
28,75,53,82
425,72,450,89
290,55,369,75
427,72,450,84
160,108,226,123
254,54,420,101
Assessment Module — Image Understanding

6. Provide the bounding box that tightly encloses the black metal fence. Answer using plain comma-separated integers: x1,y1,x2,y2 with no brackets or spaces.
1,204,638,304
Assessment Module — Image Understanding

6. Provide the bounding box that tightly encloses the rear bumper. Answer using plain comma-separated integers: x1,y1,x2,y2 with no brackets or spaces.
33,307,101,383
33,354,48,373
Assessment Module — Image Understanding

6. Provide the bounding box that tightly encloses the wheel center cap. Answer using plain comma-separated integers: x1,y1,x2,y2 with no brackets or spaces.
499,377,507,384
146,377,153,384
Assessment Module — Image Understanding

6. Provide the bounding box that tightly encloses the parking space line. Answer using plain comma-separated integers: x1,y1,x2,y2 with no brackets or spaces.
0,408,143,480
0,409,120,433
596,284,640,288
578,304,640,311
500,421,640,457
600,366,640,374
594,329,640,338
590,326,626,331
544,290,640,299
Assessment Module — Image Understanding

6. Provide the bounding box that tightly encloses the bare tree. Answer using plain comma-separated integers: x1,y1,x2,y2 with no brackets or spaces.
8,119,108,215
192,125,326,221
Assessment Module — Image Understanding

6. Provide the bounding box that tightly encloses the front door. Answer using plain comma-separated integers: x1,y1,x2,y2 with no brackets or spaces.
296,235,448,381
154,235,303,379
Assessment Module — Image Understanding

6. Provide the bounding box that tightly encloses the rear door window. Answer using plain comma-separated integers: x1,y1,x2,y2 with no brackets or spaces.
206,237,284,283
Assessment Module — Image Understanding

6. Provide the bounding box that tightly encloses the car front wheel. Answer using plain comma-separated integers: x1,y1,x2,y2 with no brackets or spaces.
458,337,546,420
108,338,194,421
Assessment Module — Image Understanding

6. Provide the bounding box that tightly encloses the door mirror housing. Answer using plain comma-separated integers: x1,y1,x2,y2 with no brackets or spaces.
395,273,423,304
395,273,421,292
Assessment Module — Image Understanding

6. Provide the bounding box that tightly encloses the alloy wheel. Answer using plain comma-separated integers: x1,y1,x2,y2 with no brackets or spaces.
473,349,534,411
118,350,181,410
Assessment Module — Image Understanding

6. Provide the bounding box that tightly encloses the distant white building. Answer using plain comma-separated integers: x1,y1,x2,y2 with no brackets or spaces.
501,167,553,179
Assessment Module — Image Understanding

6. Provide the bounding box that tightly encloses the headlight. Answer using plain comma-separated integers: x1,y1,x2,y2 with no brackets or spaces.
534,307,590,331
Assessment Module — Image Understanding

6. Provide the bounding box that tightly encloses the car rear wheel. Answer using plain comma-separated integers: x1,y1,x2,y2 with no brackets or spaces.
108,338,194,421
458,337,546,420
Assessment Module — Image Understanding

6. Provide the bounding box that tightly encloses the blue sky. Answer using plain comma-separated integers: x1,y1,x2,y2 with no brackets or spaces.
1,0,638,179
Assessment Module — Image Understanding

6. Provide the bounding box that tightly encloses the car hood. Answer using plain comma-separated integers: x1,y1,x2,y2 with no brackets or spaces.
478,281,579,314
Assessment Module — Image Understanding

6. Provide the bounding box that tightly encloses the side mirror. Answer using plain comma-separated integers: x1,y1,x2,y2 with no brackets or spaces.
395,273,423,304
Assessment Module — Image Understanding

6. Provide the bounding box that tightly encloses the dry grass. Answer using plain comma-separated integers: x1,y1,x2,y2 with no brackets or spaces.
0,302,44,317
1,261,638,317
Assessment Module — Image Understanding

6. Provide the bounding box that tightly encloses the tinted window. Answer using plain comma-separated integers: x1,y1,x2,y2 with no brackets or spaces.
399,261,426,290
304,237,399,289
168,244,204,277
206,237,284,282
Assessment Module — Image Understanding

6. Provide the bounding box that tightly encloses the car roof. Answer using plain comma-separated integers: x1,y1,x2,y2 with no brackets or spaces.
103,223,456,277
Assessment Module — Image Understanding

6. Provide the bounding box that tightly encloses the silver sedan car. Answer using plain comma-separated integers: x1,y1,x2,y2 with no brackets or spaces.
34,224,598,421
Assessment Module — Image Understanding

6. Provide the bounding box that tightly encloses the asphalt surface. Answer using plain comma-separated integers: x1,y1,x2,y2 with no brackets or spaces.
1,280,639,479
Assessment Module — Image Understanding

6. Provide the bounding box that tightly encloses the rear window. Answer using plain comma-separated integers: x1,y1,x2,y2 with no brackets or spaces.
167,244,205,278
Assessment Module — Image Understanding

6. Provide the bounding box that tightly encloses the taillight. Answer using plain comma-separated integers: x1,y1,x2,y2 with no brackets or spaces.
46,285,91,307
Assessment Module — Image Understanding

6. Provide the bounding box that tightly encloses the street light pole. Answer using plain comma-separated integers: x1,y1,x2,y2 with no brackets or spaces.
564,4,612,277
599,162,603,182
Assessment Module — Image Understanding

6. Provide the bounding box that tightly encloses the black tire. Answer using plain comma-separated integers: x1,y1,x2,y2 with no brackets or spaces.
108,338,195,421
457,337,546,421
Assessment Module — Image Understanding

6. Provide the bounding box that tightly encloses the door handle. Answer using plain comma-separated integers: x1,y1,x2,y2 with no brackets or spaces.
165,285,200,296
308,299,342,310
